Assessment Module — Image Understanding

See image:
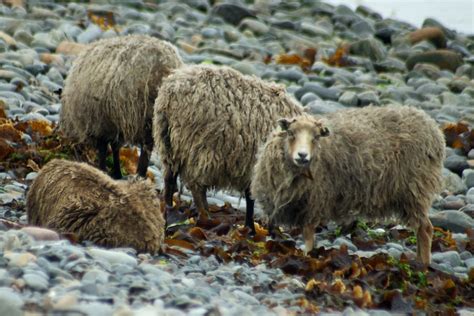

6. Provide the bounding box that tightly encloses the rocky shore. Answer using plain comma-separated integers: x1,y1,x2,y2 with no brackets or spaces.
0,0,473,315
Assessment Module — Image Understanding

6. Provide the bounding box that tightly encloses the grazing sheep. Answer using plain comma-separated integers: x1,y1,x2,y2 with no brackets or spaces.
60,35,183,179
153,64,303,232
26,159,164,254
251,106,445,264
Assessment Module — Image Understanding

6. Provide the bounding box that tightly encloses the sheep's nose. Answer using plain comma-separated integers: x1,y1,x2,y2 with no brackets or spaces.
298,152,308,159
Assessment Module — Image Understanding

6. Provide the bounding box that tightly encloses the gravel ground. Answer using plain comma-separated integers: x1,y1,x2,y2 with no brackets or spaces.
0,0,473,315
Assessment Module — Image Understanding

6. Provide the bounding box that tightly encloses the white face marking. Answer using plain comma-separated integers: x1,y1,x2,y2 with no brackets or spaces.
292,129,312,166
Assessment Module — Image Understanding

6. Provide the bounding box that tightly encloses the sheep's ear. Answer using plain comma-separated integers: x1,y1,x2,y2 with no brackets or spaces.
278,118,292,131
320,126,330,137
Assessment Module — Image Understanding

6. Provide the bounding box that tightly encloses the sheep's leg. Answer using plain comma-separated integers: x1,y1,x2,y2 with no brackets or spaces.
268,220,275,237
191,187,210,220
110,141,122,179
303,222,317,255
416,215,433,265
96,138,108,172
163,166,178,207
244,188,256,234
137,143,152,178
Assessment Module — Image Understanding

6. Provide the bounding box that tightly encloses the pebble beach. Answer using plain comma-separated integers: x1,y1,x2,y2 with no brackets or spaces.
0,0,473,315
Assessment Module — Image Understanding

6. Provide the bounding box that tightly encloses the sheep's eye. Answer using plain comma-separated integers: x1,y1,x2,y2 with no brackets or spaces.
312,135,320,143
287,130,295,138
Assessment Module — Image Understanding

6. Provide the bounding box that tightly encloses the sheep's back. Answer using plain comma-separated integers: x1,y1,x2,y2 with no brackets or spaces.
26,159,125,226
26,159,164,253
313,105,445,223
61,35,183,145
154,65,302,191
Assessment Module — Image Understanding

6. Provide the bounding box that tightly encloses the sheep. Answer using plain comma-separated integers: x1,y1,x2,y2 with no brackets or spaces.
153,64,303,232
251,106,445,264
60,35,183,179
26,159,165,254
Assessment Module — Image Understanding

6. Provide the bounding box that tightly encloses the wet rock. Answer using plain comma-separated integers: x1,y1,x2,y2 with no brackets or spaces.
20,227,59,241
462,169,474,189
416,82,448,95
352,19,375,36
349,37,387,61
294,82,341,101
77,24,102,44
408,27,447,48
432,251,462,267
430,210,474,233
56,41,86,55
300,92,320,106
334,237,357,252
422,18,456,39
239,18,269,36
406,50,464,72
444,155,469,174
212,3,255,26
301,21,332,37
0,287,23,316
465,257,474,271
358,90,380,106
338,91,358,106
276,68,304,82
87,248,138,267
304,100,345,115
374,57,406,72
23,272,49,291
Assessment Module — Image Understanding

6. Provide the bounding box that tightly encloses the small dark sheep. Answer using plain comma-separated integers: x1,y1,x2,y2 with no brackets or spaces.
153,64,303,232
60,35,183,179
251,106,445,264
26,159,164,254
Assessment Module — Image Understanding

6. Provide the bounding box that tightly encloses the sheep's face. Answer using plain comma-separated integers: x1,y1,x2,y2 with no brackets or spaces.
278,116,330,168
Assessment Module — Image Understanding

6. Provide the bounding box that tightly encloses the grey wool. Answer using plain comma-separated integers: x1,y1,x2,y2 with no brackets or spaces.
26,159,165,254
60,35,183,179
251,106,445,264
153,64,303,231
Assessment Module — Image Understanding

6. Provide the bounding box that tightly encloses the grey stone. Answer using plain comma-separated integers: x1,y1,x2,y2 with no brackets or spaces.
300,92,320,106
25,172,37,181
82,269,110,284
305,100,345,115
338,91,358,106
0,287,23,316
276,69,304,82
416,82,449,95
349,37,387,61
444,155,469,174
430,210,474,233
295,82,341,101
239,18,269,35
212,3,255,26
87,248,138,267
465,257,474,271
333,237,357,252
460,251,472,260
121,23,151,36
76,302,114,316
358,91,380,106
23,272,49,291
466,188,474,204
463,169,474,189
432,251,462,267
201,27,219,39
432,262,455,275
300,22,332,37
351,19,375,36
77,24,102,44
